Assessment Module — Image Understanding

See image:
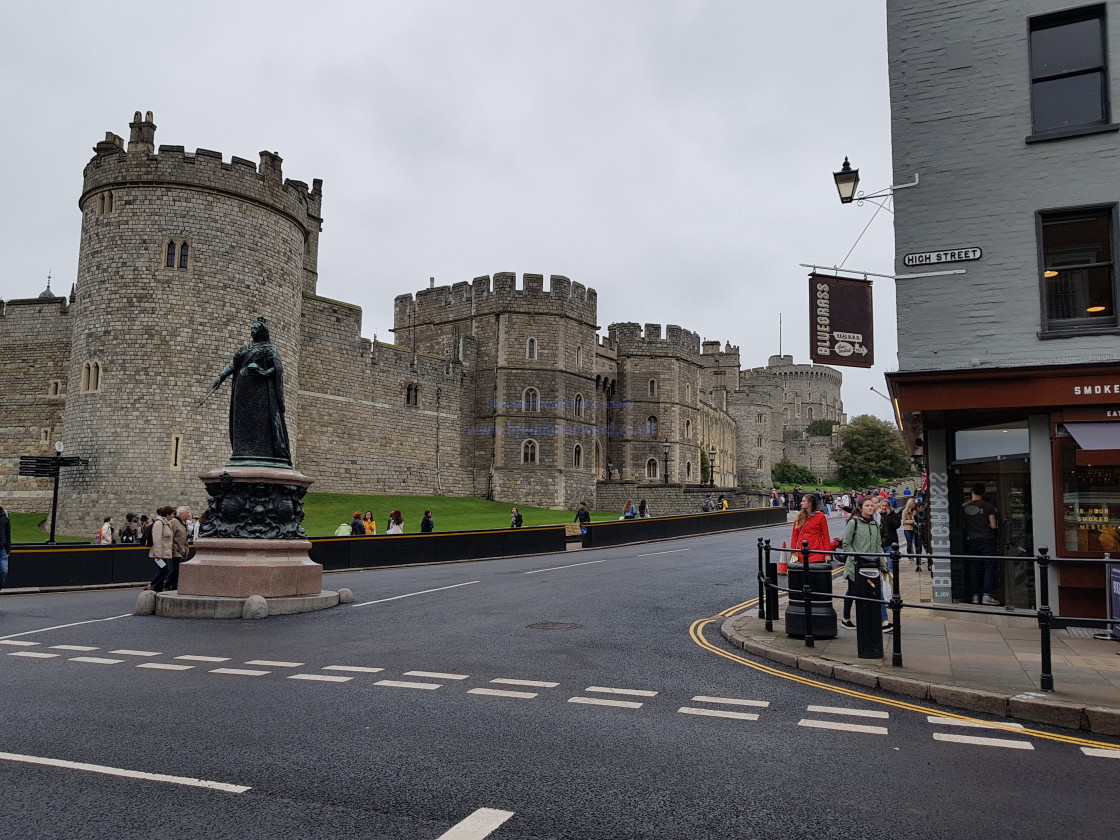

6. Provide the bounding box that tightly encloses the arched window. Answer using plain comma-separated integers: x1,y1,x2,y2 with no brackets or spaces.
574,393,584,418
166,242,176,268
406,384,419,406
646,415,658,436
178,241,189,269
90,361,101,392
573,444,583,469
523,387,539,412
757,456,764,470
685,419,691,438
106,191,113,213
526,338,537,360
757,435,764,448
98,194,106,215
757,413,765,423
575,346,583,367
807,407,814,420
646,458,659,479
648,379,657,397
686,461,693,481
522,439,538,464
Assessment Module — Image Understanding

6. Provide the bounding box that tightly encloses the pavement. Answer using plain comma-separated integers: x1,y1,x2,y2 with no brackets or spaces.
721,555,1120,735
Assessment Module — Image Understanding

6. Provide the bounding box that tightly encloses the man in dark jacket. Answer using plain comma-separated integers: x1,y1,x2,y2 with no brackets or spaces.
350,511,365,536
0,504,11,591
574,502,591,525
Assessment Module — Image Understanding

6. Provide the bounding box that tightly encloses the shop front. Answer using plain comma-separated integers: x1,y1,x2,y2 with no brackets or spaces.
886,362,1120,618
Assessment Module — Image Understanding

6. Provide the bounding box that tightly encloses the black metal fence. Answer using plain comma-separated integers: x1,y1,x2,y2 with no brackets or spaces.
755,538,1119,693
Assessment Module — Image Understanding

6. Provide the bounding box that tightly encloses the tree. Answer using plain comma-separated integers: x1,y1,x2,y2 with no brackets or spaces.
772,458,816,486
699,448,710,484
805,419,836,437
831,414,911,485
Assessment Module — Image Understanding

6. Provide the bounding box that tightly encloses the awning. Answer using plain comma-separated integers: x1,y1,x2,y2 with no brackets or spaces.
1066,422,1120,450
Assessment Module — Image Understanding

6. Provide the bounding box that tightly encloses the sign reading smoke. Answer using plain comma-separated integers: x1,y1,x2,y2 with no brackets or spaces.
808,273,874,368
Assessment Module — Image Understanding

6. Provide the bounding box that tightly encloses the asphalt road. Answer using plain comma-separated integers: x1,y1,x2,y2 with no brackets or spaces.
1,523,1116,839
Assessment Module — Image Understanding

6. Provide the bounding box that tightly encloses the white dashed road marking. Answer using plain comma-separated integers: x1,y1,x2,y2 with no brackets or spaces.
927,716,1025,730
405,671,470,680
693,695,770,708
807,705,889,719
491,679,559,688
110,650,161,657
523,559,608,575
8,651,59,659
0,751,250,794
435,807,515,840
1082,747,1120,759
323,665,384,673
678,707,760,721
374,679,443,690
798,719,890,735
933,732,1035,750
0,640,39,646
50,645,99,651
175,655,229,662
585,686,658,697
289,674,352,683
352,581,479,607
246,660,303,668
68,657,124,665
568,697,643,709
210,668,270,677
137,663,194,671
468,688,538,699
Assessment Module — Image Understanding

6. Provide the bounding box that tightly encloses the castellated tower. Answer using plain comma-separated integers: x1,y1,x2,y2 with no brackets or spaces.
61,111,323,532
393,273,599,509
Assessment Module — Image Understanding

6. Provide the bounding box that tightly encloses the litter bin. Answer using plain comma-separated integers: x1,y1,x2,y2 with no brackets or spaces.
853,557,884,659
785,561,837,639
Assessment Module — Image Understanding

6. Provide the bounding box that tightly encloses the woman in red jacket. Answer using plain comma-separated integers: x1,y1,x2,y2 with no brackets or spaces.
790,492,832,563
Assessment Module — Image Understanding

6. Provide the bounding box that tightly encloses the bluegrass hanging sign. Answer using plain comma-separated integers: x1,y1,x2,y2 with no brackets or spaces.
809,273,874,368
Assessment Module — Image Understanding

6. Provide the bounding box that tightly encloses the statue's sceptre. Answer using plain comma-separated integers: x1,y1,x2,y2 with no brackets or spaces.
197,379,223,407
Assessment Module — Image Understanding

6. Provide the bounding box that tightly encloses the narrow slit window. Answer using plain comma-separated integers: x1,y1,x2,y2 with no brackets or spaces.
170,434,184,471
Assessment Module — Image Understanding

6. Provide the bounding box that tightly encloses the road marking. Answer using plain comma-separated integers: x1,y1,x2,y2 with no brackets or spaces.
374,679,443,690
585,686,658,697
176,655,230,662
491,679,559,688
692,695,770,708
523,559,608,575
353,581,479,606
933,732,1035,750
568,697,643,709
137,663,194,671
435,807,515,840
807,705,890,719
678,707,760,721
0,640,39,646
246,660,304,667
110,650,161,657
210,668,270,677
68,657,124,665
289,674,352,683
636,548,690,556
405,671,470,680
798,719,889,735
50,645,99,651
468,688,538,699
0,751,250,794
0,613,131,640
8,651,59,659
1082,747,1120,758
927,716,1025,730
323,665,384,673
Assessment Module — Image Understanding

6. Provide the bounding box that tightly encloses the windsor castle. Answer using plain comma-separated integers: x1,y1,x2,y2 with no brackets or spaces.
0,112,845,532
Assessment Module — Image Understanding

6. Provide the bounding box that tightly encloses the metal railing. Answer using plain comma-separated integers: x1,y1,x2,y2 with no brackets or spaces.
754,538,1119,692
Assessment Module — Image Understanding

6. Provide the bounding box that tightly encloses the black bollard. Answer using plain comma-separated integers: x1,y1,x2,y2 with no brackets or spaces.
854,556,884,659
785,560,838,640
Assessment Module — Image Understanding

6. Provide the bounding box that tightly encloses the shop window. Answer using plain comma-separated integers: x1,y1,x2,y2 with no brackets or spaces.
1029,5,1111,137
1039,206,1116,331
646,458,659,479
523,387,539,412
522,439,538,464
1056,422,1120,557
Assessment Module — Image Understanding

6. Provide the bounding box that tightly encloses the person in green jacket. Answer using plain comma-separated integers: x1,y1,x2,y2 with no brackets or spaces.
840,496,891,630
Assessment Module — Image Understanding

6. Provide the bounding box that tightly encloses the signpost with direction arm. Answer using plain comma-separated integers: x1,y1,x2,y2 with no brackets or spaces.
18,445,89,543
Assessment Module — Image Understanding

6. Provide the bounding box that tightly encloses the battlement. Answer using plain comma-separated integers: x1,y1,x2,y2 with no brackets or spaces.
702,340,739,355
747,354,844,385
607,322,701,357
81,111,323,228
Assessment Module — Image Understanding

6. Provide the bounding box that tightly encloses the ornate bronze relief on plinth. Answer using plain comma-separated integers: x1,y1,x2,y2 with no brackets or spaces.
199,470,308,540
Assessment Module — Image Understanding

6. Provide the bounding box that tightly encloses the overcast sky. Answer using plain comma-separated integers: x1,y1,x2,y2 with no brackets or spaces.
1,0,897,420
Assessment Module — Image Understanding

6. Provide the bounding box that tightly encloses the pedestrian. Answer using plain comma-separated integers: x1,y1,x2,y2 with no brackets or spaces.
96,516,115,545
510,507,523,528
963,483,1000,605
901,498,918,566
333,521,351,536
139,515,153,547
719,495,728,511
362,510,377,535
621,499,637,519
387,510,405,534
913,501,930,562
118,513,141,544
166,506,190,591
574,502,591,526
144,506,175,592
702,495,715,512
350,511,365,536
790,492,832,563
0,504,10,592
638,499,650,519
770,490,781,508
420,509,434,533
840,496,892,631
822,491,834,516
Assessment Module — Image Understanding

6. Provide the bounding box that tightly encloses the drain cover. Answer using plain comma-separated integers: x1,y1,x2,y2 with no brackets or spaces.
527,622,583,631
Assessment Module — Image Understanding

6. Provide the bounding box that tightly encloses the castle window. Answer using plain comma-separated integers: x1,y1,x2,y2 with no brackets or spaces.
81,360,101,394
166,242,176,268
523,387,539,412
522,439,538,464
406,383,419,406
574,393,584,418
646,458,659,479
98,194,106,215
573,444,583,469
757,413,765,424
575,346,583,367
646,415,658,436
807,407,814,420
757,456,764,470
685,383,692,402
648,379,657,397
47,380,63,397
526,338,537,360
170,434,184,471
685,419,691,438
178,241,189,269
40,427,50,445
686,461,693,481
757,435,764,448
106,191,113,213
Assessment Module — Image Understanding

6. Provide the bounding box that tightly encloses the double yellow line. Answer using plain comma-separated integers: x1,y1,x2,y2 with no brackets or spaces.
691,595,1120,751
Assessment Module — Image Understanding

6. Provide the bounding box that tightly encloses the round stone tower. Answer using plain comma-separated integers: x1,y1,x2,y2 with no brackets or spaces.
59,111,323,533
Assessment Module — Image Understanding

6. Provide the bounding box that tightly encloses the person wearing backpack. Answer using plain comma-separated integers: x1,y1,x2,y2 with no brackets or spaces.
510,508,523,528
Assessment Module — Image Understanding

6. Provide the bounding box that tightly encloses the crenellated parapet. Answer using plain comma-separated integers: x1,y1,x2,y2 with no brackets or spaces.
607,322,701,358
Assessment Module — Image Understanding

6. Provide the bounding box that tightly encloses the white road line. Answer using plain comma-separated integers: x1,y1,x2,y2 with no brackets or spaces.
926,716,1025,730
50,645,99,651
246,660,304,667
585,686,658,697
374,679,443,690
491,679,559,688
807,705,890,719
692,695,770,708
405,671,470,680
8,651,60,659
798,719,889,735
110,650,161,657
523,559,608,575
0,640,39,646
435,807,515,840
175,655,230,662
1082,747,1120,759
352,581,479,606
323,665,384,673
568,697,643,709
933,732,1035,750
210,668,270,677
678,707,760,721
137,663,194,671
468,688,538,699
0,751,250,794
636,548,690,557
289,674,352,683
0,614,131,640
68,657,124,665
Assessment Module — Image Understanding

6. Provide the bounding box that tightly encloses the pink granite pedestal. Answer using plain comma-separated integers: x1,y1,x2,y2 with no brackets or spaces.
177,537,323,597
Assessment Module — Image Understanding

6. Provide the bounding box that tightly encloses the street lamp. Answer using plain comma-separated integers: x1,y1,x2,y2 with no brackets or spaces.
709,445,717,487
662,441,670,484
833,157,920,205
